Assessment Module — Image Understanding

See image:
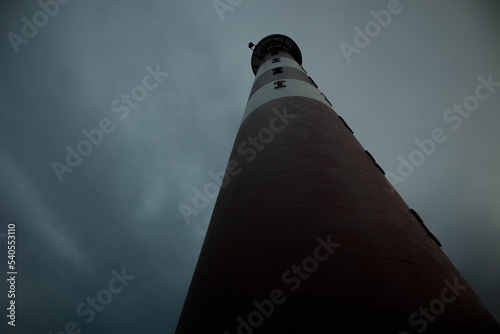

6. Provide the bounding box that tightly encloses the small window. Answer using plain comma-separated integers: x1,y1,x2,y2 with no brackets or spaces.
271,57,281,63
338,116,353,134
270,50,280,56
365,150,385,175
321,92,332,107
272,67,283,75
308,76,318,88
274,80,286,89
409,209,442,247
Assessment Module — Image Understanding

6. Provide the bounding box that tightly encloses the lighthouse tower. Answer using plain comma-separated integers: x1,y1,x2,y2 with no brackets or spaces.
175,34,500,333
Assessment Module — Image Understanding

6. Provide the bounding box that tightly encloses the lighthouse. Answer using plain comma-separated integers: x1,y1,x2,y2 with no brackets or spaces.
176,34,500,333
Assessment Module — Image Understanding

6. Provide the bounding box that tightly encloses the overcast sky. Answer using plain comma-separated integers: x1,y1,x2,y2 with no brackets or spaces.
1,0,499,333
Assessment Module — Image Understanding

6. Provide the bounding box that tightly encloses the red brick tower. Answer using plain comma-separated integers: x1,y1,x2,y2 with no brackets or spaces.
175,34,500,333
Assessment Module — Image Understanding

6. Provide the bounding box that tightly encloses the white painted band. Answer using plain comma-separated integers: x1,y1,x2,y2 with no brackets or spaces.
255,57,304,80
241,79,332,123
